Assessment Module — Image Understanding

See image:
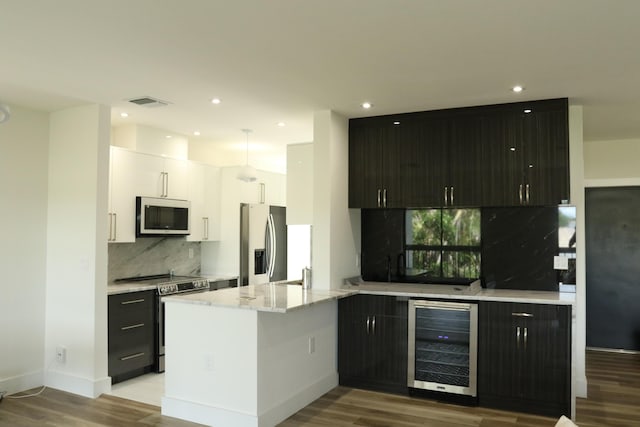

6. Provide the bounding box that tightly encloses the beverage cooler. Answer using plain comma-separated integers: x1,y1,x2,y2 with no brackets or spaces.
407,300,478,396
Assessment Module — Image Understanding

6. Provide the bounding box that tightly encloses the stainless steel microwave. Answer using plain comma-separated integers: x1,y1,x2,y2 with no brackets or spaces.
136,196,190,237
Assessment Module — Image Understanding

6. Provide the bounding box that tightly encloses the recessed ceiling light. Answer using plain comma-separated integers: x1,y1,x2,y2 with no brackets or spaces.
193,131,201,136
524,109,532,113
393,121,400,125
120,112,129,118
277,122,285,127
211,98,221,104
166,135,172,139
361,102,372,109
512,85,524,93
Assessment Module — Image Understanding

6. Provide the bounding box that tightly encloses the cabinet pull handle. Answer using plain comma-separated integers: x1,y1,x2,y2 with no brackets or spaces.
164,172,169,197
450,186,454,205
519,184,523,205
372,315,376,334
203,217,209,240
516,326,521,349
120,352,145,361
160,172,165,197
121,323,145,331
113,213,117,241
121,298,145,305
108,213,113,241
383,189,387,207
366,316,371,334
511,312,533,317
444,186,448,206
377,189,381,207
526,184,530,204
524,326,528,350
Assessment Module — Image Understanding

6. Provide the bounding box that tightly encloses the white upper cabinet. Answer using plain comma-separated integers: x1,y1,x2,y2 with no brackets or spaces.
134,152,189,200
186,162,221,242
108,147,138,242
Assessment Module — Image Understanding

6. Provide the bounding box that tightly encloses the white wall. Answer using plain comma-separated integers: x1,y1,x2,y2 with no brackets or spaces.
201,166,286,277
286,143,313,225
569,105,587,399
112,124,188,160
45,104,111,397
312,111,360,290
584,138,640,180
0,105,50,394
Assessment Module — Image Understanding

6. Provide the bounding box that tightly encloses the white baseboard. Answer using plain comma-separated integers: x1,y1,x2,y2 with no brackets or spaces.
45,369,111,398
162,373,338,427
0,370,44,395
576,375,587,398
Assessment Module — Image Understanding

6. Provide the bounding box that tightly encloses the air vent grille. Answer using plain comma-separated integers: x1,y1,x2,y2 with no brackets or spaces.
128,96,170,108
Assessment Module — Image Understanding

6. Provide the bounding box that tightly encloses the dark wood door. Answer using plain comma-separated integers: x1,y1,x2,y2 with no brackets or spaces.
338,295,408,394
349,124,385,208
478,301,570,418
447,114,484,206
522,107,570,206
480,110,525,206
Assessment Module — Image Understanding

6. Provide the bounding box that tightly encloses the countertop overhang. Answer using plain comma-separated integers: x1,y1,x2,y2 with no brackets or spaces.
342,277,576,305
163,283,356,313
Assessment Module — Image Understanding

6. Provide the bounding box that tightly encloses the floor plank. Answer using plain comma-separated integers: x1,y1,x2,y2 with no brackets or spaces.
0,350,638,426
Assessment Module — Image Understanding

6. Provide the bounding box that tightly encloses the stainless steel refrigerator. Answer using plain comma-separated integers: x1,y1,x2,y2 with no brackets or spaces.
239,203,287,286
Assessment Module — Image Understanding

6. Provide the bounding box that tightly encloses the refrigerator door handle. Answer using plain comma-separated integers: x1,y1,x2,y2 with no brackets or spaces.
268,214,277,278
265,220,271,277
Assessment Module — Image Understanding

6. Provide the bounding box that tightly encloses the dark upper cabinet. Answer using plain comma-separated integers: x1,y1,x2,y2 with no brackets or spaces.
478,301,571,418
349,99,569,208
480,99,569,207
338,294,408,394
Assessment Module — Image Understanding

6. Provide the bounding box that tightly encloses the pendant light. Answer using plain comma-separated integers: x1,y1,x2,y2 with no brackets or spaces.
0,103,10,124
237,128,258,182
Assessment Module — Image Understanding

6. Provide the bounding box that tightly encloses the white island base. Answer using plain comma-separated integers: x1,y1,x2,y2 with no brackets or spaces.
161,284,351,427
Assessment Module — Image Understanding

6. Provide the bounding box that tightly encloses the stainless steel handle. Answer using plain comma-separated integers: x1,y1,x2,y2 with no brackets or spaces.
121,298,145,305
270,214,277,277
366,316,371,334
450,186,454,205
203,217,209,240
266,214,276,278
512,312,534,317
108,213,113,241
524,326,528,351
516,326,521,349
526,184,530,204
372,315,376,334
113,213,117,241
377,189,381,207
121,323,145,331
160,172,165,197
444,186,448,206
383,189,387,207
120,352,145,361
260,183,265,204
519,184,523,205
164,172,169,197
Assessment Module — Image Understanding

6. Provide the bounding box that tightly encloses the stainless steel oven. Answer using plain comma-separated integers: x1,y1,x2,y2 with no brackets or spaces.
156,277,210,372
408,300,478,396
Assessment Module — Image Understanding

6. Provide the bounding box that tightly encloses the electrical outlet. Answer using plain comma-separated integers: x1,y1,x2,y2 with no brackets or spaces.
308,336,315,354
56,346,66,363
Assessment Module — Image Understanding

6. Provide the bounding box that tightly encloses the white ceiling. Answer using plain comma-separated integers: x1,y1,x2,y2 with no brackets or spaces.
2,0,640,173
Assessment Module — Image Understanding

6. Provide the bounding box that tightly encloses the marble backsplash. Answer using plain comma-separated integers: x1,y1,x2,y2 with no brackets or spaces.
108,238,201,282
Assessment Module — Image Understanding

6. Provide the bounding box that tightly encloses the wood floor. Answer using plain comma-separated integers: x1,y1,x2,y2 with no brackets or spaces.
0,350,638,426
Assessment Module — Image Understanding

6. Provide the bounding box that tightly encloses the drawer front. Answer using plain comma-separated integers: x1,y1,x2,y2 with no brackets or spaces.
108,290,155,329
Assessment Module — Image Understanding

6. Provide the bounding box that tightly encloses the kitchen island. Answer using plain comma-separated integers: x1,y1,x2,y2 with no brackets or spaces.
160,283,355,427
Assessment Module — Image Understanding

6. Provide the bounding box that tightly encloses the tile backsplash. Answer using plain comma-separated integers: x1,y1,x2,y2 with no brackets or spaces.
108,238,201,282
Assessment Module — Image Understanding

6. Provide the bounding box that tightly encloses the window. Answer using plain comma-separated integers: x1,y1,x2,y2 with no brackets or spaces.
405,209,481,280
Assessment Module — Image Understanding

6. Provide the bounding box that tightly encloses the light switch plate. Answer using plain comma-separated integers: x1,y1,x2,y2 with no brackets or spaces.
554,256,569,270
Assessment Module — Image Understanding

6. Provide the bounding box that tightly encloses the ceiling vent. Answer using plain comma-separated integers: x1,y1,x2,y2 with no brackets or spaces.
127,96,170,108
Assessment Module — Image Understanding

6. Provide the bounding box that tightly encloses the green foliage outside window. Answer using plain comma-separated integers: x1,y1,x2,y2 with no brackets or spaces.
406,209,481,280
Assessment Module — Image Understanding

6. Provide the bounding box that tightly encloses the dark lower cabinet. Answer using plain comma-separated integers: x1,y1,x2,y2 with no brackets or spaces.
478,301,571,418
338,294,408,394
108,290,156,384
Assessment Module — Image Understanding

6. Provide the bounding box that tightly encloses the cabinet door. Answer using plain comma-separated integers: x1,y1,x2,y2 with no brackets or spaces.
480,111,525,206
163,157,189,200
479,301,571,418
186,162,206,242
447,115,483,206
338,295,373,381
522,108,569,206
349,125,385,208
109,148,141,242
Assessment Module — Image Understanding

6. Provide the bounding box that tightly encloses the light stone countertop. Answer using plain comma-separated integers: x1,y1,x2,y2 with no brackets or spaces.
162,283,357,313
342,277,575,305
